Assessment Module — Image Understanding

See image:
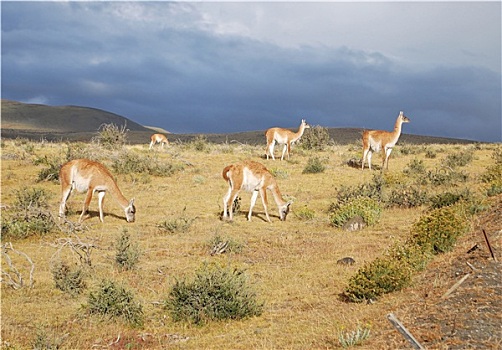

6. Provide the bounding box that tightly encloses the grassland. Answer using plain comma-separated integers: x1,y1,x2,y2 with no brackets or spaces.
1,137,500,349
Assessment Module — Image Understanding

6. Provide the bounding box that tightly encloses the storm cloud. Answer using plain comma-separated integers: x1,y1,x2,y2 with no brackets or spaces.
2,1,500,141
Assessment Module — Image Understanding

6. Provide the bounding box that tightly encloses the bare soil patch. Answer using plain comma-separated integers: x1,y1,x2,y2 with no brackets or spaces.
375,195,501,349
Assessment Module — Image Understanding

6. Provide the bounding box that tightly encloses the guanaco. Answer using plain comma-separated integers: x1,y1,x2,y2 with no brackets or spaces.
59,159,136,223
265,119,310,160
222,160,291,222
361,111,410,170
149,134,169,150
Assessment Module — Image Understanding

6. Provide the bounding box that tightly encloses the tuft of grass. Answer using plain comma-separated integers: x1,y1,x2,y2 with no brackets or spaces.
165,263,263,325
115,229,140,271
157,208,196,234
338,325,371,348
294,205,316,220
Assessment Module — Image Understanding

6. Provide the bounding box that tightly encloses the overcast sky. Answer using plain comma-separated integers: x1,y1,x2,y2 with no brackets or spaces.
2,1,501,141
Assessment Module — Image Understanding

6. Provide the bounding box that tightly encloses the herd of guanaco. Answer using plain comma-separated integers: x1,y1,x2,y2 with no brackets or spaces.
58,112,409,224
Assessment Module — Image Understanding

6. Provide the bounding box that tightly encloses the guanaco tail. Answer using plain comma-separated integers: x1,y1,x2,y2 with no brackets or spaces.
361,111,410,170
265,119,310,160
222,160,292,222
59,159,136,223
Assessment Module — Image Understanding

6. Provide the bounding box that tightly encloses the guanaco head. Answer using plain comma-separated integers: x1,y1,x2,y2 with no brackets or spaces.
399,111,410,124
301,119,311,129
279,201,292,221
125,198,136,223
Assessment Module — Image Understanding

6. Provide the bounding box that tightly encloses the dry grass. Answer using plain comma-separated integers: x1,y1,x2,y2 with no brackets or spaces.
1,139,499,349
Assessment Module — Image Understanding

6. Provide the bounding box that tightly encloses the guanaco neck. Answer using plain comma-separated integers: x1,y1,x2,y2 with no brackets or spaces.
106,179,130,209
269,182,287,207
292,122,307,142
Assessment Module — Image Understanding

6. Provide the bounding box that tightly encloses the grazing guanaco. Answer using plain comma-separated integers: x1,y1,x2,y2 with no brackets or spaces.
59,159,136,223
149,133,169,149
222,160,292,222
265,119,310,160
361,111,410,170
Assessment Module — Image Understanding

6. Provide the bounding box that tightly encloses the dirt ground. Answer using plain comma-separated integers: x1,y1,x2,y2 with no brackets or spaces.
376,195,501,349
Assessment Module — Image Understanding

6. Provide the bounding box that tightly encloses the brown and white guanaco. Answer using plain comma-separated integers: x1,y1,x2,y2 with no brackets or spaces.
265,119,310,160
222,160,291,222
149,133,169,150
361,111,410,170
59,159,136,223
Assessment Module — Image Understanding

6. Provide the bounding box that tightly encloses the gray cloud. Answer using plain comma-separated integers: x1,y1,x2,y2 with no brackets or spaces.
2,2,500,141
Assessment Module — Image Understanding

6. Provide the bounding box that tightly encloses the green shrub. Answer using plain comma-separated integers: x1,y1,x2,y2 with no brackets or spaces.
444,149,474,168
386,185,428,208
427,167,468,186
157,209,196,234
93,123,128,150
344,256,413,302
386,241,432,272
480,148,502,196
425,149,437,159
428,190,471,210
112,150,179,176
298,125,330,151
403,159,426,176
115,229,140,271
411,205,470,254
165,263,263,325
336,174,384,204
87,279,143,327
52,261,86,296
294,205,316,220
330,197,382,228
34,155,61,183
302,157,326,174
192,135,209,152
2,187,56,239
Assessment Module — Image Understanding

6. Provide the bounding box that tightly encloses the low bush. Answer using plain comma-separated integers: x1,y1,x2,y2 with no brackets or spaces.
34,155,62,183
2,187,56,239
344,256,413,302
157,209,196,234
330,197,382,228
335,174,384,204
428,190,471,210
411,205,470,254
115,229,140,271
294,205,316,220
52,261,86,296
93,123,128,150
165,263,263,325
444,149,474,168
298,125,330,151
112,150,180,176
208,235,244,255
386,185,428,208
87,279,143,327
302,156,326,174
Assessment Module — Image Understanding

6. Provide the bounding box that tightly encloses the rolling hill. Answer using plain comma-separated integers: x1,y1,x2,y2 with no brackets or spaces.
1,99,476,145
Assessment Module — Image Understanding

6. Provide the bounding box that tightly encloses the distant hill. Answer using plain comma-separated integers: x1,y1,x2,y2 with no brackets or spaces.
1,99,477,145
1,99,150,132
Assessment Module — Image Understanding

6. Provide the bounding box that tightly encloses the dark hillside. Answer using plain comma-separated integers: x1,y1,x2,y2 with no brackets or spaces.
1,99,150,132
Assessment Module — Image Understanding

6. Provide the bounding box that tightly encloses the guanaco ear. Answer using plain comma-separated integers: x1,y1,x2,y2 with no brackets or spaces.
399,111,404,116
129,198,135,206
